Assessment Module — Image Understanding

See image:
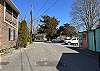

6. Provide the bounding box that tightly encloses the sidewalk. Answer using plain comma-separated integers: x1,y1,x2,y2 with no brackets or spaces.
0,43,33,60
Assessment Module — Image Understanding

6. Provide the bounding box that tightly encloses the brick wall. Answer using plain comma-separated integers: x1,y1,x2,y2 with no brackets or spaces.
0,0,4,48
0,0,18,49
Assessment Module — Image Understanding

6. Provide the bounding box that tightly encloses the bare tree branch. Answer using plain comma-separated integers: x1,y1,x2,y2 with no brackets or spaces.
71,0,100,31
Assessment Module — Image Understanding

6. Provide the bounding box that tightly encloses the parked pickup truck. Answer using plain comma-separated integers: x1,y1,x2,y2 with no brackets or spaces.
64,37,79,46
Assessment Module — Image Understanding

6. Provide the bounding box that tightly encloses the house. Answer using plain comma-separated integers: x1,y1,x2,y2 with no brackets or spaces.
0,0,20,49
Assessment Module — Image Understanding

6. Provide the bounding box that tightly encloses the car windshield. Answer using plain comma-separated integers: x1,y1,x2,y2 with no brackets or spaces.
72,38,76,40
65,38,71,40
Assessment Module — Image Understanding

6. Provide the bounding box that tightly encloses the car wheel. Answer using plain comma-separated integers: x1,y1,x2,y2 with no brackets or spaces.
68,42,71,45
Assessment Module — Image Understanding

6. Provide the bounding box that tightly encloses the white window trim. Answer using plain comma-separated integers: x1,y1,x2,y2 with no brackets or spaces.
4,2,18,30
10,29,13,41
9,28,15,41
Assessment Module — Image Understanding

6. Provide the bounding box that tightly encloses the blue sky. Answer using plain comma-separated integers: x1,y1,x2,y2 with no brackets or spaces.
12,0,74,27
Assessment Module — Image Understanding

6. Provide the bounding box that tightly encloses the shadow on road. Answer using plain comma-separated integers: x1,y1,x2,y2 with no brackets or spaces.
1,62,9,65
56,48,100,71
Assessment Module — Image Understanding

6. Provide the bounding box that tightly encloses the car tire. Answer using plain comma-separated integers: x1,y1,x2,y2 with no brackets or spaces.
68,42,71,45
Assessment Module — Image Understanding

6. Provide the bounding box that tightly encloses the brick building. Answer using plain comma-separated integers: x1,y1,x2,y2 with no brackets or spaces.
0,0,20,49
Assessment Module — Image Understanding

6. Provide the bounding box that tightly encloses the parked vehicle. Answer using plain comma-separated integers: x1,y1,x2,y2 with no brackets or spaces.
64,37,79,46
52,38,60,43
64,38,71,45
52,37,64,43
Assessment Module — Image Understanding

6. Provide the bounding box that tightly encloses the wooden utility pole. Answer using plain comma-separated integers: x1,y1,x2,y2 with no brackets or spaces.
30,9,33,43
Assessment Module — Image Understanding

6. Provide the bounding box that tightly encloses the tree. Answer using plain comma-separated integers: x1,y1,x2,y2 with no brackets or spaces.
62,26,77,37
18,19,29,48
58,23,77,37
38,15,59,41
71,0,100,31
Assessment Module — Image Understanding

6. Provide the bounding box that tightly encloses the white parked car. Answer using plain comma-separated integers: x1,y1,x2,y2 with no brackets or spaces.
64,38,71,45
64,37,79,46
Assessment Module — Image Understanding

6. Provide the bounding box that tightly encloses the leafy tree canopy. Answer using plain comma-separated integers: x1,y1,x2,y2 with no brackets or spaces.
38,15,59,40
57,23,77,37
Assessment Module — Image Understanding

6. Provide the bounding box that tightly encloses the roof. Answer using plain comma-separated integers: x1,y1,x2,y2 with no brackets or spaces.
5,0,20,14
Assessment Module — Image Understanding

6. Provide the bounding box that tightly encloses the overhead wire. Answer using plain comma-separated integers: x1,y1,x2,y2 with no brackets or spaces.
32,0,59,28
36,0,49,16
35,0,59,20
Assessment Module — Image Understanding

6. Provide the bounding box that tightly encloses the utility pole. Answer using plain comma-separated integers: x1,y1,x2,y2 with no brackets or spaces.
30,9,33,43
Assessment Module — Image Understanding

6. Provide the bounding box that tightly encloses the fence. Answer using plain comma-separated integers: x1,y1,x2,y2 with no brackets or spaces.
82,32,88,49
79,27,100,52
88,30,95,51
95,28,100,52
79,32,82,47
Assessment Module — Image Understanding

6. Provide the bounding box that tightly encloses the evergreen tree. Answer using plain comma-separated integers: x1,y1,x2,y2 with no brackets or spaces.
18,19,29,48
38,15,59,41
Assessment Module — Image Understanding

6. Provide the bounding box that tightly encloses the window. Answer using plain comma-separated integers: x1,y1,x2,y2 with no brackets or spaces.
72,38,76,40
6,2,12,15
9,28,11,41
9,28,15,41
13,10,18,19
5,2,18,18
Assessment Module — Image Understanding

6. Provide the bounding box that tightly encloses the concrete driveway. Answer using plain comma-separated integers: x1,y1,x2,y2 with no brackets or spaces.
1,42,78,71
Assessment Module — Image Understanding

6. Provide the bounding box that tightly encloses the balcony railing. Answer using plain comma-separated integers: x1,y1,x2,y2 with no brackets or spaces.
5,11,12,23
12,17,17,27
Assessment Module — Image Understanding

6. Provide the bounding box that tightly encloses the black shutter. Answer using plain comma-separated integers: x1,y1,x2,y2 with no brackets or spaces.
13,30,15,40
9,28,11,41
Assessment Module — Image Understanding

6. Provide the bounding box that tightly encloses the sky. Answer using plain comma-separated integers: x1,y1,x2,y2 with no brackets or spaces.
12,0,74,27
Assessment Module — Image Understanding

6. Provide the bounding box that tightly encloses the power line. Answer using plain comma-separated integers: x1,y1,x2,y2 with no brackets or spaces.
32,0,49,29
31,0,36,16
33,0,59,28
35,0,59,20
36,0,49,15
41,0,58,15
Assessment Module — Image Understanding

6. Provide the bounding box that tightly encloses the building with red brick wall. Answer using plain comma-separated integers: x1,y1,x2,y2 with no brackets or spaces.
0,0,20,49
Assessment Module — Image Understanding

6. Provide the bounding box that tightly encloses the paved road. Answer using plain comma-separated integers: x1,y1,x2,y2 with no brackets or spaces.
1,42,78,71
